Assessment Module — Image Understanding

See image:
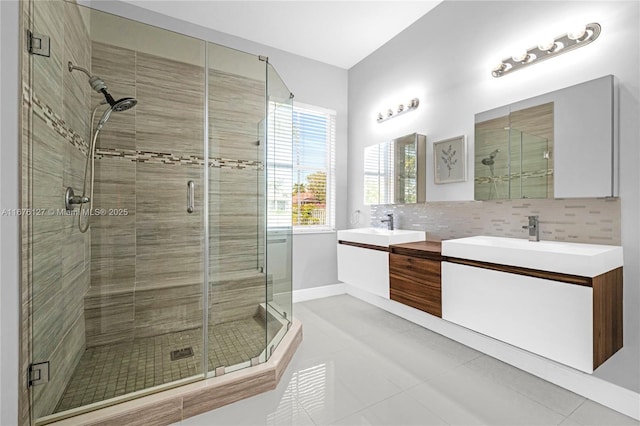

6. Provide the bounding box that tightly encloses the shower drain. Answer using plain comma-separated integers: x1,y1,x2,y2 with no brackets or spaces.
170,347,194,361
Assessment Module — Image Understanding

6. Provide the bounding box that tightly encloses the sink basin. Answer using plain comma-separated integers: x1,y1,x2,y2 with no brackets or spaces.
337,228,425,247
442,236,622,277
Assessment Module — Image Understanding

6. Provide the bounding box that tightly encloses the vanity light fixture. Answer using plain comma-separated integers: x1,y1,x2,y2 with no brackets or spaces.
492,22,601,78
377,98,419,123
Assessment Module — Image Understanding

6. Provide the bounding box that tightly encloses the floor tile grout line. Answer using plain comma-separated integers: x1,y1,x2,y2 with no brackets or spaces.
299,300,570,423
564,399,586,420
463,355,587,419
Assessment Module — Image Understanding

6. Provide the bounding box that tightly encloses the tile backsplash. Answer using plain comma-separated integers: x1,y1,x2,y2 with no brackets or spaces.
371,198,621,245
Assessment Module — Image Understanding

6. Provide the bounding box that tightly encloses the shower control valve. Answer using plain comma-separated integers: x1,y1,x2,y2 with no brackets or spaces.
65,187,90,211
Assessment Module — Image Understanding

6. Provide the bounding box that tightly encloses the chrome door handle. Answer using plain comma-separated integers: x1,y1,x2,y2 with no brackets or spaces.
187,180,195,213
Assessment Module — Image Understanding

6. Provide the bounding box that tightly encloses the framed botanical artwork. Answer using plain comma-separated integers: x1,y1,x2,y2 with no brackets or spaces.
433,135,467,184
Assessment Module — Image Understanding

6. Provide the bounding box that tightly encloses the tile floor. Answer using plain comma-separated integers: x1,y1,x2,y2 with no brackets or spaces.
176,295,639,426
55,316,281,413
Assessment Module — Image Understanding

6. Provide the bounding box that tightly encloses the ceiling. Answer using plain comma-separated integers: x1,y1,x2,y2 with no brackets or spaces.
120,1,442,69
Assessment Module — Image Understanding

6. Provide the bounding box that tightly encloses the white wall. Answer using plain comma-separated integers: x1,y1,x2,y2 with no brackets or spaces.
0,0,21,423
348,1,639,392
84,0,347,290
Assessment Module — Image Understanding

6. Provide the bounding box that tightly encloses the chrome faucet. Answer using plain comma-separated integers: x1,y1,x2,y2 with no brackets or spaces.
381,213,394,230
522,215,539,242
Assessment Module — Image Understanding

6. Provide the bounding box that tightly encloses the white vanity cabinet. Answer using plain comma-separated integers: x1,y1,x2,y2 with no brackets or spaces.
442,236,623,374
443,262,596,372
336,228,426,299
337,242,390,298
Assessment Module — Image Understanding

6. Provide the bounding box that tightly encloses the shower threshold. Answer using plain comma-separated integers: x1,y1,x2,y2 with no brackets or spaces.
53,315,283,415
39,320,302,426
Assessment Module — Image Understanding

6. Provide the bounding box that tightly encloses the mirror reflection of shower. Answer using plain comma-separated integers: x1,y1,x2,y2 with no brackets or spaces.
482,148,500,199
67,61,138,233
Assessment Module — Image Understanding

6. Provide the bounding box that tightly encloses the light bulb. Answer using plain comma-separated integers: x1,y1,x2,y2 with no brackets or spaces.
512,50,530,63
492,62,506,72
377,112,383,121
538,38,557,52
568,24,587,40
386,109,393,117
397,104,405,113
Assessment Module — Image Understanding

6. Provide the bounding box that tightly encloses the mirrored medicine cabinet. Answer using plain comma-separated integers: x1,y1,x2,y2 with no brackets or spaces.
364,133,426,205
474,75,617,201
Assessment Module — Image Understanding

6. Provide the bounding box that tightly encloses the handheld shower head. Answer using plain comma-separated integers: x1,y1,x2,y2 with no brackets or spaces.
482,149,500,165
96,98,138,131
97,107,113,131
112,97,137,112
68,61,138,120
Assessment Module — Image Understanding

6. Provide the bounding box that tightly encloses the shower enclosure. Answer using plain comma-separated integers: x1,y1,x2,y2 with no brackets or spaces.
474,102,554,201
475,122,551,200
22,1,293,424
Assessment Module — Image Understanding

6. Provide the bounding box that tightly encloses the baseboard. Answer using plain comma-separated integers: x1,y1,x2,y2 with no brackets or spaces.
292,283,346,303
344,284,640,421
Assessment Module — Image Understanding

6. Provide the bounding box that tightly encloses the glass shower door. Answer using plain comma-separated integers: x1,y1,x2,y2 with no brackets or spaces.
28,2,206,421
207,43,269,374
265,63,293,356
520,131,550,199
509,129,550,199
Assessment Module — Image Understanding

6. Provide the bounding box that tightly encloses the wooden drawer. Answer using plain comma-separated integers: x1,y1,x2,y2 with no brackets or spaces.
389,253,441,317
389,253,440,289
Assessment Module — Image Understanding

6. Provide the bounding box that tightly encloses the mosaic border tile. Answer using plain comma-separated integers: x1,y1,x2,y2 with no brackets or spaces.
23,86,263,170
24,85,90,156
95,147,264,170
475,169,554,184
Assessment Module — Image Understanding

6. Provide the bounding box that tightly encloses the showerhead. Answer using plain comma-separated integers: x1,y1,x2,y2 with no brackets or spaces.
112,97,138,112
68,61,137,126
96,97,138,130
482,149,500,166
481,157,494,166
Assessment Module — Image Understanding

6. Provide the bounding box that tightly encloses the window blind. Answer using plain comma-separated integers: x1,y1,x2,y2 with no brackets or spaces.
267,102,335,231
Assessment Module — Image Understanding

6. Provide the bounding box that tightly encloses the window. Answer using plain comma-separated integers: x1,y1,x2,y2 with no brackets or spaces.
266,102,336,231
292,103,336,231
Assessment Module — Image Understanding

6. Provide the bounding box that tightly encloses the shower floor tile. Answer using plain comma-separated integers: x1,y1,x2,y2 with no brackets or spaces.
55,316,282,413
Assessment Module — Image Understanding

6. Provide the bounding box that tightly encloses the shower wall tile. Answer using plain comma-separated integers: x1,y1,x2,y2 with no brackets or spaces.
90,219,136,294
62,266,91,333
32,230,65,361
32,0,64,113
32,115,64,208
92,156,136,213
86,42,271,346
135,162,203,289
85,291,135,347
206,70,266,325
133,284,203,338
91,157,136,295
136,52,204,156
91,42,137,85
371,197,621,245
209,272,266,325
63,0,92,143
63,141,86,202
209,69,264,162
32,313,86,419
209,167,263,273
63,227,88,282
